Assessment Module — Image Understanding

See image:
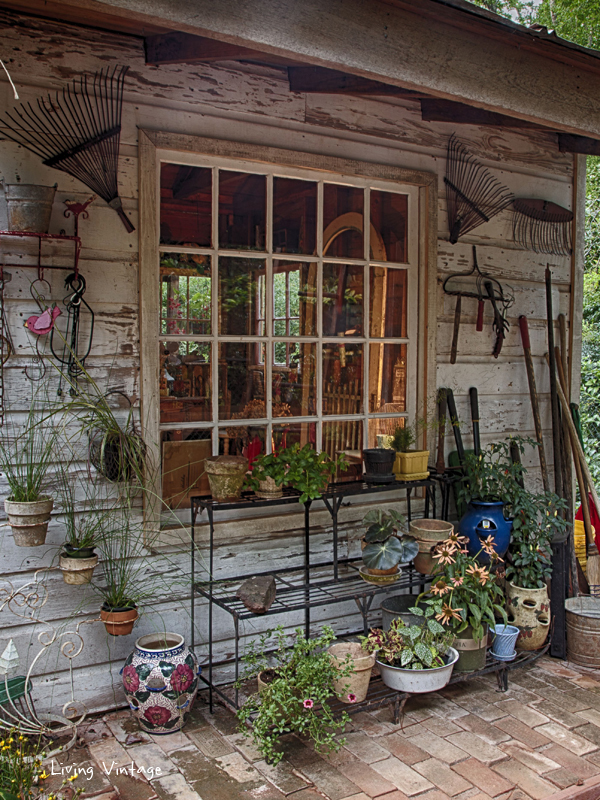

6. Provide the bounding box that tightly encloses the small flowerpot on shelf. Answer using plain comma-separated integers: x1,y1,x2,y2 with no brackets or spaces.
205,455,248,501
101,604,138,636
5,497,53,547
381,594,426,630
362,448,396,484
409,518,453,575
393,450,430,481
256,476,283,499
59,551,98,585
328,642,375,704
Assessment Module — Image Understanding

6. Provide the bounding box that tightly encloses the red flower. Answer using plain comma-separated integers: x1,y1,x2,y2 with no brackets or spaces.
143,705,171,727
122,665,140,693
171,663,194,693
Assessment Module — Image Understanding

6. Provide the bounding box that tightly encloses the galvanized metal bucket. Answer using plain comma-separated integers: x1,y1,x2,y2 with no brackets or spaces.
4,183,57,233
565,596,600,668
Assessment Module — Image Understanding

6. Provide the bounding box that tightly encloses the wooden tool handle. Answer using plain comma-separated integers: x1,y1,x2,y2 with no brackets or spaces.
519,315,531,350
436,390,447,474
519,315,550,493
446,388,465,464
450,295,461,365
476,299,484,332
469,386,480,456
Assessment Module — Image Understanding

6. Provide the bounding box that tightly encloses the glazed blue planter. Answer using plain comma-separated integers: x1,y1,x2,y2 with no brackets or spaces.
459,500,512,565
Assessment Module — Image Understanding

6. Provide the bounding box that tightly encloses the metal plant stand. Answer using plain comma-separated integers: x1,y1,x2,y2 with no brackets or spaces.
190,478,436,712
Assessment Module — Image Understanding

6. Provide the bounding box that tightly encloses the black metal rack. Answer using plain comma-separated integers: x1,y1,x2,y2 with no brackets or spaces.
190,477,437,712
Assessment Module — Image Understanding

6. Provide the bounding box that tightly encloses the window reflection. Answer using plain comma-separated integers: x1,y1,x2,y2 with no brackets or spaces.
274,261,317,337
323,264,363,336
219,257,266,335
160,341,211,423
219,171,266,250
218,342,266,421
369,266,407,339
322,420,363,482
273,177,317,255
369,343,407,413
322,344,363,415
161,254,211,335
323,184,364,258
161,429,212,508
160,164,212,247
272,343,317,417
370,190,407,263
273,422,316,452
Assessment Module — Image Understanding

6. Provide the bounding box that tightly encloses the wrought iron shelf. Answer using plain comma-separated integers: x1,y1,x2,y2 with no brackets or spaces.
0,230,81,276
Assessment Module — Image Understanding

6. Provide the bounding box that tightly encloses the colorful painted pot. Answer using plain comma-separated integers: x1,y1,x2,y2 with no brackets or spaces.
459,500,512,564
122,633,200,734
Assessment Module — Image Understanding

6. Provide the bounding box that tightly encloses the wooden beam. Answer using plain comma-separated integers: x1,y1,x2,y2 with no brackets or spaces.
558,134,600,155
288,66,422,96
145,31,297,66
420,99,546,129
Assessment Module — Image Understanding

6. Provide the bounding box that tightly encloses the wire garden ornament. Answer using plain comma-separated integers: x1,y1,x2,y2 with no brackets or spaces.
0,570,94,755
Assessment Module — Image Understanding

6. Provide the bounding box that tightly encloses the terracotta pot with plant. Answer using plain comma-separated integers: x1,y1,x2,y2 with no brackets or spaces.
247,450,288,498
236,625,352,766
360,508,418,585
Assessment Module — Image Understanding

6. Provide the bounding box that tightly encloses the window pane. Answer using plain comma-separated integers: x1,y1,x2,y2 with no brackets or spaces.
161,253,211,335
369,343,407,413
370,190,407,263
218,342,265,420
273,421,316,452
160,164,212,247
219,257,266,335
322,343,363,415
219,171,266,250
273,261,317,337
162,429,212,508
323,184,364,259
273,177,317,255
322,420,363,482
160,341,212,423
369,266,407,339
368,417,406,449
219,425,265,464
323,264,364,336
272,343,317,417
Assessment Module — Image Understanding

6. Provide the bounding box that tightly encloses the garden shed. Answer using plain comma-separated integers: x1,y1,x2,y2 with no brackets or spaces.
0,0,598,720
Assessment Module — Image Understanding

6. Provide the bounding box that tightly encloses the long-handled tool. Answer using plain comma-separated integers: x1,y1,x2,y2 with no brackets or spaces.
446,388,465,465
436,389,447,474
469,387,480,457
546,267,563,497
555,353,600,594
450,295,461,365
518,316,550,493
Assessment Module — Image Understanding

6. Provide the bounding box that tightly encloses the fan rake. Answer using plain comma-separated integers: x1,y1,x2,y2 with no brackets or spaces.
445,133,513,244
1,65,134,233
513,198,573,256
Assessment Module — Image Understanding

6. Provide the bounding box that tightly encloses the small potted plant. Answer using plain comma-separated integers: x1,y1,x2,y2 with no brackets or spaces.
0,401,58,547
247,450,288,498
391,420,430,481
236,626,352,765
359,608,457,693
422,531,507,672
285,444,347,504
360,508,418,585
362,446,396,484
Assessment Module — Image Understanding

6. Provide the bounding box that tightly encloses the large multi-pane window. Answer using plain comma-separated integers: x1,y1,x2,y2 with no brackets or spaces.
158,158,418,507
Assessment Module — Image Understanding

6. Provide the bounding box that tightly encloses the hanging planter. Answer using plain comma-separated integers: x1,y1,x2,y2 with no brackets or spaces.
59,550,98,585
5,497,53,547
87,391,146,483
101,604,138,636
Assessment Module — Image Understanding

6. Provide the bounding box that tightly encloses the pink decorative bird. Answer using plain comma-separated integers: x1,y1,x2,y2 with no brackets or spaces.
25,306,61,335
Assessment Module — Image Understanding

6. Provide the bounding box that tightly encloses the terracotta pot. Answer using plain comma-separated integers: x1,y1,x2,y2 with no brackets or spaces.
365,565,399,576
506,582,550,651
5,497,53,547
328,642,375,703
205,455,248,501
393,450,430,481
255,476,283,499
453,624,488,672
122,632,200,734
409,518,453,575
101,605,138,636
59,553,98,585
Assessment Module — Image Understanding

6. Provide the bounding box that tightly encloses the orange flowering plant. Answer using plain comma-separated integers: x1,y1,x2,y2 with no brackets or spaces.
422,531,507,642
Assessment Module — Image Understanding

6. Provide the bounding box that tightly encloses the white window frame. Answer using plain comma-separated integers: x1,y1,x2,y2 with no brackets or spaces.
139,131,438,533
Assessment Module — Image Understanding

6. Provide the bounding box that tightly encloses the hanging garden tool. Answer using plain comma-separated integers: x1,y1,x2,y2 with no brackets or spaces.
445,134,513,243
484,280,509,357
50,272,94,396
0,269,14,426
1,67,133,233
513,198,573,256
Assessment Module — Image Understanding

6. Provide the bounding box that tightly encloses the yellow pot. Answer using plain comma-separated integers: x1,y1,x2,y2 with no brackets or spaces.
393,451,430,481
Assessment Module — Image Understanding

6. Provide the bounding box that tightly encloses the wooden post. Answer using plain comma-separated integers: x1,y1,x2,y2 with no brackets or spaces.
546,267,563,497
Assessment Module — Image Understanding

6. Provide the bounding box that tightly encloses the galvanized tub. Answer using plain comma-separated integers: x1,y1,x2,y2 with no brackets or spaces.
4,183,57,233
381,594,425,630
565,596,600,668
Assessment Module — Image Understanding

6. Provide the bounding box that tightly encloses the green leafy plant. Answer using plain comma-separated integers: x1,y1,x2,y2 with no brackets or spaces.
246,451,288,491
363,508,406,542
283,444,347,504
456,438,530,507
361,508,418,571
422,531,507,642
359,609,454,670
236,626,351,765
391,426,415,453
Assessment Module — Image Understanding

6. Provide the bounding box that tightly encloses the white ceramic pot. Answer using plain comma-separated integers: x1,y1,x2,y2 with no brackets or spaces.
376,647,459,693
5,497,53,546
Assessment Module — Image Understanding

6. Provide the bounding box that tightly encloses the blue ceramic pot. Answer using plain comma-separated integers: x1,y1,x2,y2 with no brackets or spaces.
459,500,512,564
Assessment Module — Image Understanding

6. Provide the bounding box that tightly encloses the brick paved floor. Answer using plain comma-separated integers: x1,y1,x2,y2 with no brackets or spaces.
45,656,600,800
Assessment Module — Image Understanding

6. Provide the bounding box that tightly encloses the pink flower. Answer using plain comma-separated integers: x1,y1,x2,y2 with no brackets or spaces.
143,705,171,727
122,665,139,693
171,663,194,693
303,699,314,709
347,693,357,703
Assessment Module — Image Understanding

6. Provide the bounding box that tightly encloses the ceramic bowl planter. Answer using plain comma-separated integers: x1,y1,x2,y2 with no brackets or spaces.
5,497,53,547
122,632,200,734
205,455,248,501
377,647,458,693
362,448,396,484
506,582,550,651
459,500,513,564
409,518,453,575
59,551,99,585
328,642,375,703
393,450,430,481
453,625,488,672
358,566,402,586
101,604,138,636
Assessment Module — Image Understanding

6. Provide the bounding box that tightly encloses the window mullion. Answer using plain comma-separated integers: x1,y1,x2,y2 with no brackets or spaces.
211,166,219,454
316,180,324,452
266,173,273,451
364,186,371,447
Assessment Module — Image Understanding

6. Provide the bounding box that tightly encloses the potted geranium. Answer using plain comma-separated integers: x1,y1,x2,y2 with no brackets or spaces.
359,609,457,693
391,419,430,481
236,625,352,765
360,508,418,585
423,531,507,672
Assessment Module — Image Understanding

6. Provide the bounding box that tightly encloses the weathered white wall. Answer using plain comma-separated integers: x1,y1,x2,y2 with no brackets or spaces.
0,10,575,713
